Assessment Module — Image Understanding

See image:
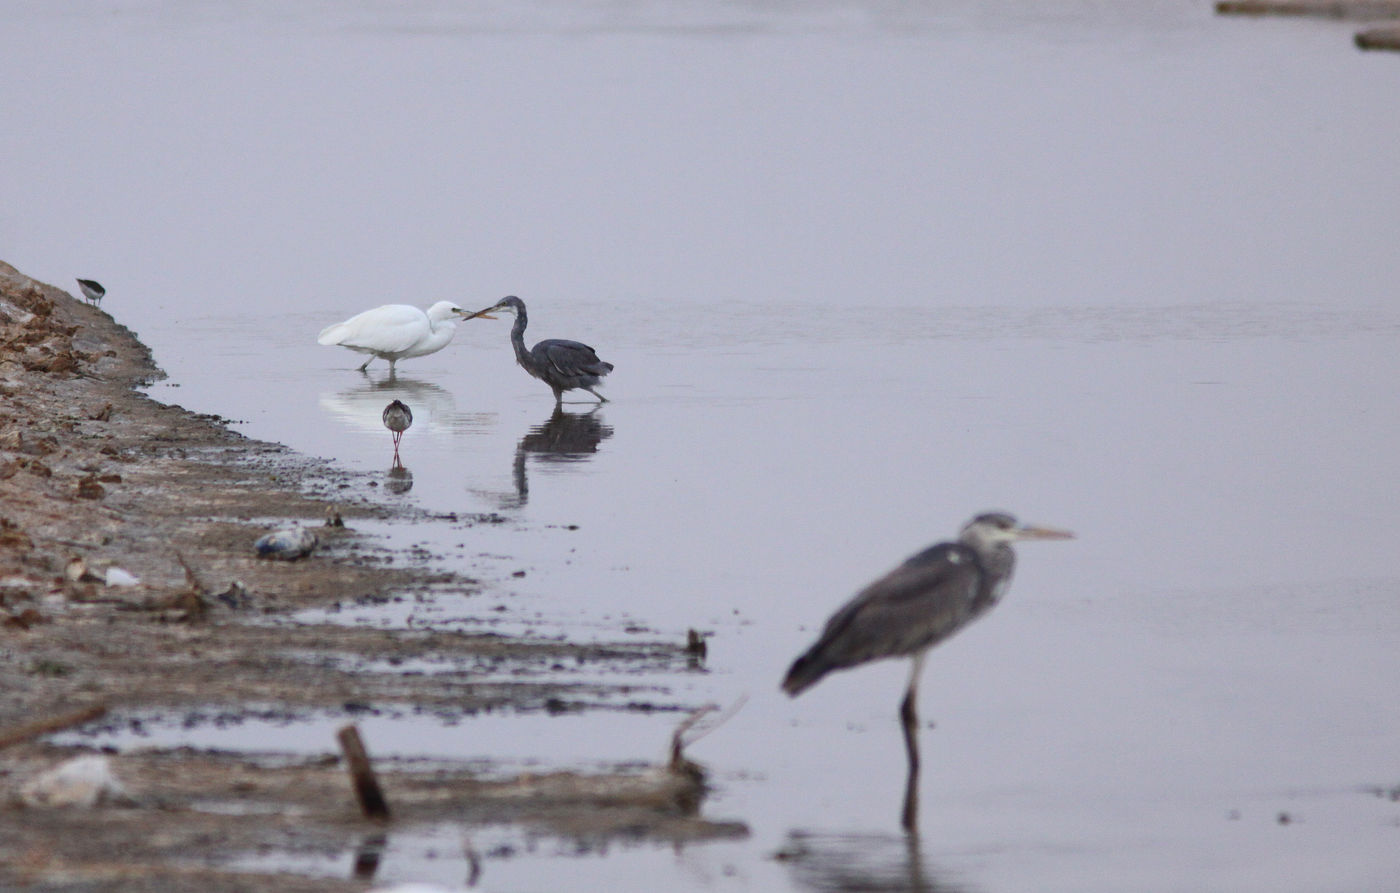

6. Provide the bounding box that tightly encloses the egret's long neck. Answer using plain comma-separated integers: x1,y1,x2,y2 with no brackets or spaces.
509,308,530,365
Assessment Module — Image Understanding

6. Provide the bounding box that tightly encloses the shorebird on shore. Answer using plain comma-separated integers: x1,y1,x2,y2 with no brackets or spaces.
75,278,105,306
463,296,612,405
317,302,494,374
382,400,412,461
782,512,1074,832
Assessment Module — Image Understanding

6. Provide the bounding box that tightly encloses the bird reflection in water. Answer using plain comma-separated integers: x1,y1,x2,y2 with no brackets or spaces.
510,406,613,505
320,376,461,434
385,463,413,494
776,831,962,893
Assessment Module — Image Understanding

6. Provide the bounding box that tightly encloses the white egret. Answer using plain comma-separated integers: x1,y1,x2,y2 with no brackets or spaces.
317,302,493,373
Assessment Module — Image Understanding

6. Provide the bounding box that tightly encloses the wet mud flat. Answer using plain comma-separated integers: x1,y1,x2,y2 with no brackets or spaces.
0,261,741,891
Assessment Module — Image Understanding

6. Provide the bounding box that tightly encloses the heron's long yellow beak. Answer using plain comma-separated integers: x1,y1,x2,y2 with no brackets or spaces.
1016,524,1075,541
461,307,500,320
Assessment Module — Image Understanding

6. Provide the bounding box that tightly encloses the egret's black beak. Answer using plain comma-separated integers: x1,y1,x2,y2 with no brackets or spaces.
462,305,501,320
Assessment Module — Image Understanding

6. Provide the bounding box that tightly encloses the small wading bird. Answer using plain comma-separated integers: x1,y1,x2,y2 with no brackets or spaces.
465,296,612,405
317,302,494,374
382,399,412,461
75,278,105,306
782,512,1073,832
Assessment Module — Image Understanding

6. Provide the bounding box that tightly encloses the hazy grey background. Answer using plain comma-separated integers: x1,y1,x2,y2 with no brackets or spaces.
5,1,1400,890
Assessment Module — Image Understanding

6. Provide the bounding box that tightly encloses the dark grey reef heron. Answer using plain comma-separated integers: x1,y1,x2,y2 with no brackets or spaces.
76,278,105,306
465,296,613,405
782,511,1073,832
382,399,412,461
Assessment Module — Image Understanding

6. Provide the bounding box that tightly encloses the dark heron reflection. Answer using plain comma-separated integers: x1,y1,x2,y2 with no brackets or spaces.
511,406,613,504
465,296,613,405
776,831,966,893
783,512,1073,832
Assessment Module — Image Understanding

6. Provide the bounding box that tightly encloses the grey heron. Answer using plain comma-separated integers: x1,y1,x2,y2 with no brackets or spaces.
465,296,613,404
782,511,1073,831
76,278,105,306
382,399,412,460
317,302,494,374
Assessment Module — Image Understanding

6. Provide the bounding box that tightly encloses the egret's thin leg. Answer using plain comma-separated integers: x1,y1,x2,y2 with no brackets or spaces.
357,358,372,373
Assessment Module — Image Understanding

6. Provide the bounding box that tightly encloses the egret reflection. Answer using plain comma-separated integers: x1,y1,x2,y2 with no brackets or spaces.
511,406,613,504
319,375,490,438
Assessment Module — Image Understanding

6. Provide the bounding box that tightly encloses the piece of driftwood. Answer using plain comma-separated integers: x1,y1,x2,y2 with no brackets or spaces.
1356,23,1400,45
0,703,107,751
337,724,390,820
1217,0,1400,17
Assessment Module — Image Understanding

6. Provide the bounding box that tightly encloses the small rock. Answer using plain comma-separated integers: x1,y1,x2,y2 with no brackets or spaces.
255,527,318,561
75,477,105,499
18,756,133,808
104,567,140,587
216,580,252,609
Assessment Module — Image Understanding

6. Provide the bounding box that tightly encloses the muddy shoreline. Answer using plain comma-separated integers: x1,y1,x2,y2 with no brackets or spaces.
0,262,740,890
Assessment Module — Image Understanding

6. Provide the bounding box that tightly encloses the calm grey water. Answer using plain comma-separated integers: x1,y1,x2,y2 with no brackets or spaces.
6,1,1400,890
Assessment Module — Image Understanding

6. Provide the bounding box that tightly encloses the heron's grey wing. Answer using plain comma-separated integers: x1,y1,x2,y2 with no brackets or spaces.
533,339,614,378
783,544,982,694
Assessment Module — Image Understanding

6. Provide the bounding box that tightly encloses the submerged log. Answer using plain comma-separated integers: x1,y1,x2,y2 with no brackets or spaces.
1216,0,1400,17
1355,23,1400,45
0,704,107,751
337,724,390,820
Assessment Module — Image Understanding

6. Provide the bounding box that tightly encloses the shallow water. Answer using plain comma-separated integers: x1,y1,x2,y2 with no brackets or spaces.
6,1,1400,890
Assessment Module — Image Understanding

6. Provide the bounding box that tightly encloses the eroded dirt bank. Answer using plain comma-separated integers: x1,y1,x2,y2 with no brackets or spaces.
0,262,740,891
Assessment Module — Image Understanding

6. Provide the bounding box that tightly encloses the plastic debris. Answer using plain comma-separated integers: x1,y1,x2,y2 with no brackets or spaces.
104,567,140,587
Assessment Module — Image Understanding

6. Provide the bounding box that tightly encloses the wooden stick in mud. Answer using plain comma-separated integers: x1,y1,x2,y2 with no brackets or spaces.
337,724,390,820
0,703,107,751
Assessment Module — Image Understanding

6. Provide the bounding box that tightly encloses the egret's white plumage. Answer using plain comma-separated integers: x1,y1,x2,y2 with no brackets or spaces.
317,302,479,373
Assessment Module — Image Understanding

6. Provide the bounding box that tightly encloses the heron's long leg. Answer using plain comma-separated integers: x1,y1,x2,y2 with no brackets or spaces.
900,652,927,833
584,387,608,403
